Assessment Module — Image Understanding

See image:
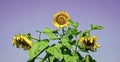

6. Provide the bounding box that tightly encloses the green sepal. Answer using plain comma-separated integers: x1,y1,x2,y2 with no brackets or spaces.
26,33,32,39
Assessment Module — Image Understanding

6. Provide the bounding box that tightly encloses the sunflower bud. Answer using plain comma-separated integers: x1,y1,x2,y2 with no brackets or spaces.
12,34,32,50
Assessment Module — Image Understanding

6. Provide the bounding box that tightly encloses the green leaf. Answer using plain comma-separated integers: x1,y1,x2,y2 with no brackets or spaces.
61,36,71,49
61,46,71,55
69,19,79,28
61,36,69,42
49,56,55,62
91,24,104,30
70,40,76,45
84,30,91,37
46,44,63,59
85,55,91,62
64,52,84,62
66,27,79,36
28,40,49,62
64,55,72,62
43,27,52,33
78,43,89,53
85,54,96,62
43,27,58,40
52,30,58,34
48,33,58,40
74,52,84,61
64,54,78,62
80,30,91,37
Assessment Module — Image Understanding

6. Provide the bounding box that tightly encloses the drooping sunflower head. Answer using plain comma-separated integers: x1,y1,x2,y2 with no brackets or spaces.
79,36,100,51
12,34,32,50
53,11,70,28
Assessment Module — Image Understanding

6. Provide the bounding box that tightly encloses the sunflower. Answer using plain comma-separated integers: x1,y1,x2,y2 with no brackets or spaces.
79,36,100,51
12,34,32,50
53,11,70,28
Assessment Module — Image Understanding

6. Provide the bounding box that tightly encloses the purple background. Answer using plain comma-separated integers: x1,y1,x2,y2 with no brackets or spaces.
0,0,120,62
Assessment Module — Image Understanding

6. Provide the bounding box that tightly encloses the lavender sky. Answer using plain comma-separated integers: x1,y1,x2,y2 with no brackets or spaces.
0,0,120,62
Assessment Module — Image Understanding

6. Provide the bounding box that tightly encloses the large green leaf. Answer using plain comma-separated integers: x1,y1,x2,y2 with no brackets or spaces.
28,40,49,62
61,36,71,49
43,27,58,40
46,44,63,59
91,24,104,30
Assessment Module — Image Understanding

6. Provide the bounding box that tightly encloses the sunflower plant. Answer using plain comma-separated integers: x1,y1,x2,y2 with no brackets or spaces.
12,11,104,62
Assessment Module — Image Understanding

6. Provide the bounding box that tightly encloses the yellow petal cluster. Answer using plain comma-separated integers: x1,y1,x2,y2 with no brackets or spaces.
12,34,32,50
53,11,70,28
79,36,100,51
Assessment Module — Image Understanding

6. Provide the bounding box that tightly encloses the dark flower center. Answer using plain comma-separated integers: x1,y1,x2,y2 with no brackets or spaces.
56,16,66,25
85,39,95,46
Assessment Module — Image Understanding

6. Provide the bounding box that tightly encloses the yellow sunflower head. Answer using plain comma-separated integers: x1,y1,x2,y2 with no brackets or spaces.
53,11,70,28
93,42,100,51
79,36,100,51
12,34,32,50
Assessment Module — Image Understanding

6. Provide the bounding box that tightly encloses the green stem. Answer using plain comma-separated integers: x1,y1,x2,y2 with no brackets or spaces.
47,54,50,62
36,30,41,41
62,28,65,35
31,36,39,41
42,54,48,62
36,57,43,59
75,36,79,52
39,32,41,41
44,53,50,62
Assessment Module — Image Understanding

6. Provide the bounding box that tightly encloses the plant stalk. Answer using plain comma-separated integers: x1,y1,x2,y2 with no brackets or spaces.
75,36,79,52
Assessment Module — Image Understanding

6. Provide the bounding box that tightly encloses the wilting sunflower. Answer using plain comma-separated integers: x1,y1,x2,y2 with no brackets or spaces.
79,36,100,51
12,34,32,50
53,11,70,28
